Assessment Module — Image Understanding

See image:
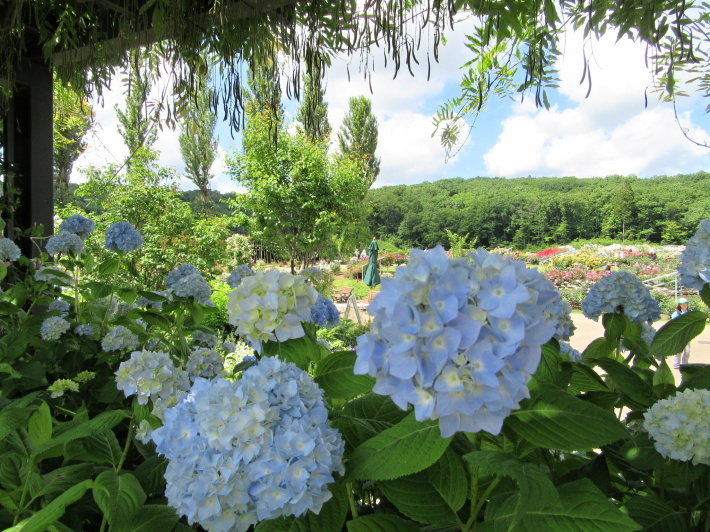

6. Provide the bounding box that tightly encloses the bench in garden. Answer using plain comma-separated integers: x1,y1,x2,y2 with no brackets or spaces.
333,286,354,302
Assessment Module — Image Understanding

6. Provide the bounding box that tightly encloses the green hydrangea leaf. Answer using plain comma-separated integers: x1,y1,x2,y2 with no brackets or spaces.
650,311,707,358
505,383,629,451
315,351,375,400
347,418,452,481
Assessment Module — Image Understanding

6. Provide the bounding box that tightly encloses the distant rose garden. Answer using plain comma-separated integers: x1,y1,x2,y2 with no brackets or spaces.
1,211,710,531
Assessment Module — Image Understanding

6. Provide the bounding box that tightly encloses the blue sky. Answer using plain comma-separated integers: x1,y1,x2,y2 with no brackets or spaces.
74,22,710,192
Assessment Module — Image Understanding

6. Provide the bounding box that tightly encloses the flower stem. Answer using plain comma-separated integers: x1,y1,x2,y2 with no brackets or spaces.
116,417,136,473
346,481,358,519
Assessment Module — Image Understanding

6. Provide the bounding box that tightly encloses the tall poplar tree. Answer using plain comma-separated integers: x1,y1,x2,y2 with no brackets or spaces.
337,96,380,185
115,49,157,178
179,75,218,215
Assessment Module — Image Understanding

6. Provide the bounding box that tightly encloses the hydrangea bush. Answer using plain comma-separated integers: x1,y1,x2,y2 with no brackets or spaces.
2,215,710,532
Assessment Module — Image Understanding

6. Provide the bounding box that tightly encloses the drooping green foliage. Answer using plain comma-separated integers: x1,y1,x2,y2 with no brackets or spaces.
367,173,710,249
296,62,331,141
53,78,94,206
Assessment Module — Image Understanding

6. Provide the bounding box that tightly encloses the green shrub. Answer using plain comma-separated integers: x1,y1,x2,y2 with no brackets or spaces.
317,319,370,350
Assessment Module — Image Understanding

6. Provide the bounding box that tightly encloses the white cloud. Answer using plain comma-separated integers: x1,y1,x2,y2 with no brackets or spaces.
484,33,710,178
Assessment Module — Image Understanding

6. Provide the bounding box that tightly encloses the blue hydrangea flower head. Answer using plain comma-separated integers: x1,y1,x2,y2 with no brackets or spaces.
46,231,85,256
558,340,582,362
678,219,710,291
165,264,201,288
227,264,255,288
0,237,21,262
193,330,218,347
41,316,71,341
74,323,95,336
48,299,71,317
541,283,576,341
644,388,710,465
151,357,344,531
227,270,319,353
581,270,661,324
354,245,558,438
101,325,140,352
104,221,143,252
59,214,95,239
309,294,340,328
171,272,213,306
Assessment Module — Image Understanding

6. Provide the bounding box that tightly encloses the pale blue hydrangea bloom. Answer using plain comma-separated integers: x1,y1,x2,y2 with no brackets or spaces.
299,266,324,280
644,388,710,465
309,294,340,328
227,270,319,353
559,340,582,362
41,316,71,341
0,237,21,262
354,246,558,438
48,379,79,398
542,285,576,341
641,322,657,346
227,264,255,288
48,299,71,317
222,341,236,353
186,347,224,380
59,214,95,239
135,290,171,309
74,324,95,336
45,231,85,256
104,221,143,252
171,273,213,306
581,270,661,325
151,357,344,532
193,330,218,347
101,325,140,352
678,219,710,291
165,264,201,288
115,349,190,405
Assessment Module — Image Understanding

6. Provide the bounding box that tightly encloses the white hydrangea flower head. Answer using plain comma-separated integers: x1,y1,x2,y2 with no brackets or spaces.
644,388,710,465
581,270,661,324
115,349,190,405
678,219,710,291
41,316,71,341
186,347,224,381
354,245,558,438
227,269,319,353
101,325,140,352
151,357,345,532
0,237,21,262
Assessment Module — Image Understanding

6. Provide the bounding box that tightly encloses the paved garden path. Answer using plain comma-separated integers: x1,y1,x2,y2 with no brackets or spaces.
569,313,710,385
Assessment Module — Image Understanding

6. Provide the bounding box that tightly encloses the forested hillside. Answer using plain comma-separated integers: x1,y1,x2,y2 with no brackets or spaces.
366,173,710,249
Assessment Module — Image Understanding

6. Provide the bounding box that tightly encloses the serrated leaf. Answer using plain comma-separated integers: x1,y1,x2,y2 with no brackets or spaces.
379,472,459,525
28,401,52,448
98,257,121,277
111,504,179,532
679,364,710,391
0,488,19,511
315,351,375,400
701,284,710,310
505,383,629,451
346,514,420,532
625,495,687,532
582,337,616,359
65,429,123,466
31,463,95,501
569,364,609,393
429,448,468,512
650,311,707,358
133,455,168,496
92,471,146,526
652,359,676,399
347,418,452,481
31,410,128,463
263,336,320,370
0,408,33,442
603,313,629,342
588,358,654,409
331,416,393,450
465,451,559,528
15,479,93,532
342,393,409,424
482,479,640,531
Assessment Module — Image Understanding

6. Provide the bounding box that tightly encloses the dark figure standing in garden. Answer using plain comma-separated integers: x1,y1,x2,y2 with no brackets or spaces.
604,262,613,275
363,237,381,299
